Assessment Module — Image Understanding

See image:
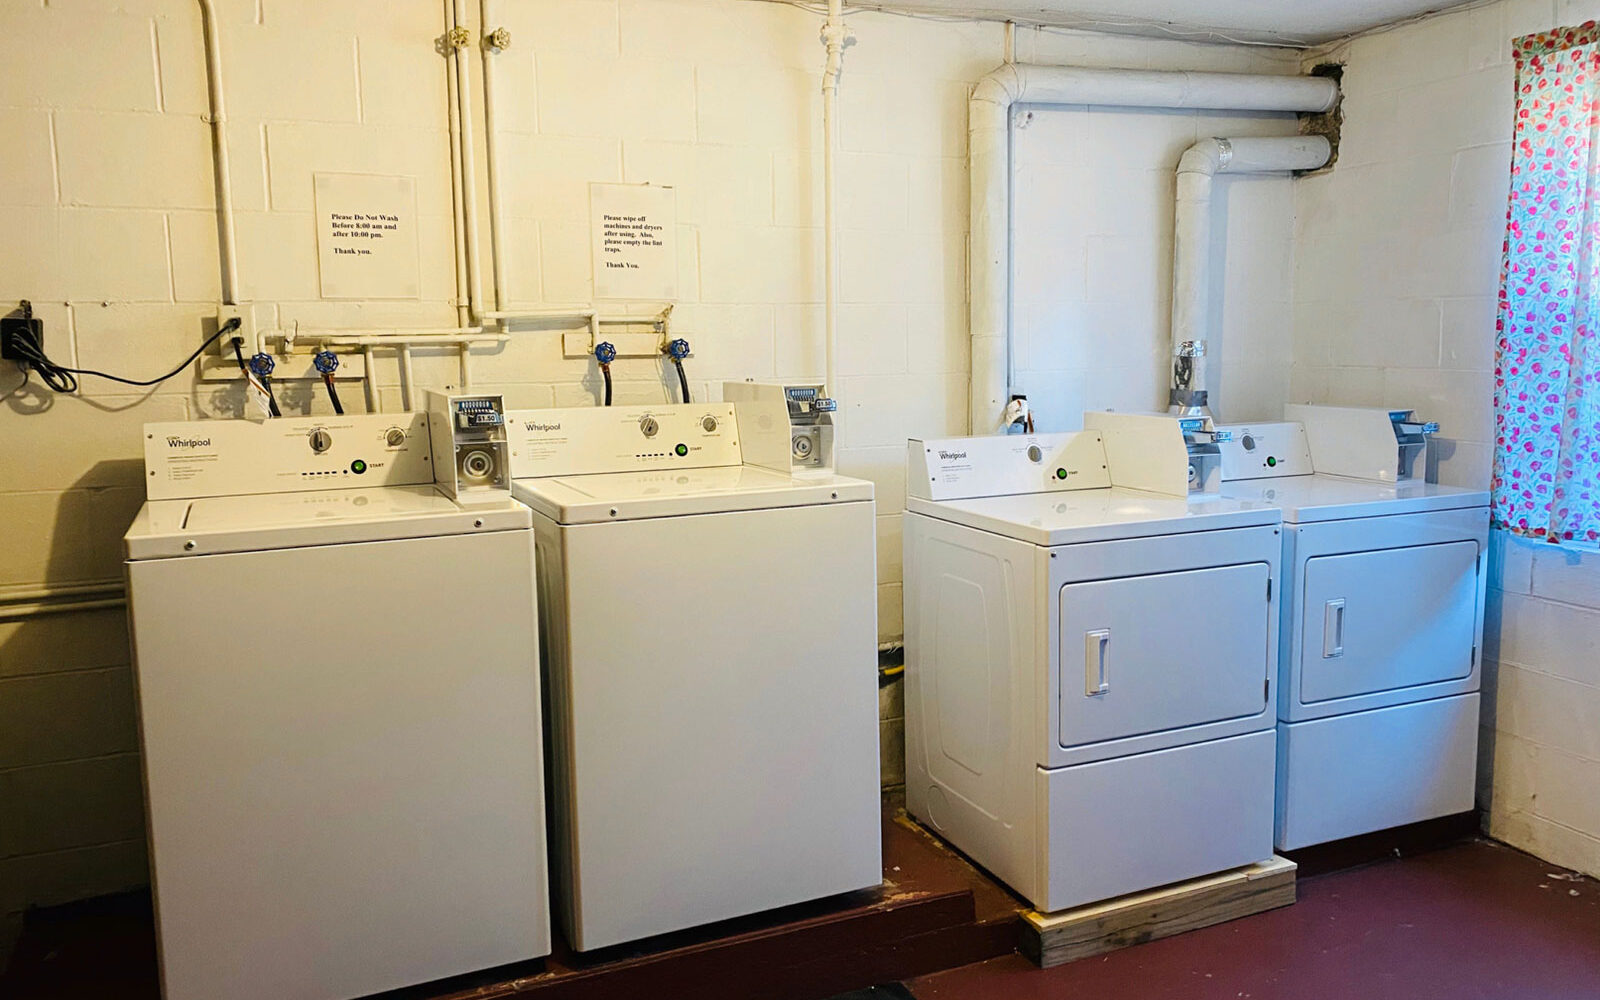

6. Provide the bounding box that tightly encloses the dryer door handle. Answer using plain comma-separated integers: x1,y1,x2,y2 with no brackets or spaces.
1085,629,1110,696
1323,599,1346,658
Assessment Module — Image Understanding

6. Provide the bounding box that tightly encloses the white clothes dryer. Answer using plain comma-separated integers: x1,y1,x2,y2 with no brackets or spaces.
902,431,1283,913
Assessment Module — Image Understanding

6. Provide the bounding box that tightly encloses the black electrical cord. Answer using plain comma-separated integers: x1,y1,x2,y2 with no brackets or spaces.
10,316,240,394
672,358,690,404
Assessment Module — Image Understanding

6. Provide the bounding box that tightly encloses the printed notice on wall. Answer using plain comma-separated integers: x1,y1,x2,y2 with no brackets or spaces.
590,182,678,300
314,173,421,300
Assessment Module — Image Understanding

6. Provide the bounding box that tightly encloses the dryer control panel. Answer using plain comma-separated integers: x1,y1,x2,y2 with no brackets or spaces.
144,414,432,501
1216,422,1314,481
907,432,1111,501
506,403,741,478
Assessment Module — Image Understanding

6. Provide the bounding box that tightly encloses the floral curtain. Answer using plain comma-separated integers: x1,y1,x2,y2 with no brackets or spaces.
1495,24,1600,545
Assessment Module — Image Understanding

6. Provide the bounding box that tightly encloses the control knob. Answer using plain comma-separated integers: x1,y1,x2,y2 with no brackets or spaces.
701,415,718,432
308,428,332,454
640,416,659,438
385,427,406,447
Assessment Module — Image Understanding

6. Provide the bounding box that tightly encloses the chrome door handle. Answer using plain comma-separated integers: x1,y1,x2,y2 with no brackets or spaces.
1086,629,1110,696
1323,599,1345,658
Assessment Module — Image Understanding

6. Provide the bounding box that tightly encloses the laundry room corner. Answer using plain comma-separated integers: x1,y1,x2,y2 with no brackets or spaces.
1289,0,1600,880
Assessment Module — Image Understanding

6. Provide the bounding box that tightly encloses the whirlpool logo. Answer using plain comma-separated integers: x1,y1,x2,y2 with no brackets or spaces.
937,450,967,461
523,421,562,433
165,436,211,449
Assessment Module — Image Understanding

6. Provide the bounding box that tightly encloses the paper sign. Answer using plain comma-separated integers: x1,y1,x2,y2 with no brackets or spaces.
590,182,678,300
315,173,421,300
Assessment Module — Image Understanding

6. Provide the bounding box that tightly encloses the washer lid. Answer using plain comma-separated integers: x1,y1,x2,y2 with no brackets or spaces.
1219,474,1488,523
906,487,1279,545
124,485,532,560
513,465,874,524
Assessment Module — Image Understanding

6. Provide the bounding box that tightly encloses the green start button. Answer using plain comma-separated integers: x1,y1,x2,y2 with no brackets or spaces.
350,459,367,474
675,443,689,457
1266,456,1277,468
1055,467,1069,480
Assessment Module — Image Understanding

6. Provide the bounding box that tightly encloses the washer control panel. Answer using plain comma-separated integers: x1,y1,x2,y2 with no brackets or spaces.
1215,421,1313,481
506,403,741,478
144,413,431,501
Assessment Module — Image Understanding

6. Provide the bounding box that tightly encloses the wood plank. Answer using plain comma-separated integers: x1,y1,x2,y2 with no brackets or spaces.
1019,856,1297,969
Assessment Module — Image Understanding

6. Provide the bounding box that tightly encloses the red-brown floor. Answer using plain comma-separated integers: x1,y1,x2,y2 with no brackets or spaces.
5,826,1596,1000
910,840,1600,1000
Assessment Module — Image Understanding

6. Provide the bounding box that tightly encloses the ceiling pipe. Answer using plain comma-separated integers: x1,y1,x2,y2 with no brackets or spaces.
1168,135,1331,417
968,64,1339,433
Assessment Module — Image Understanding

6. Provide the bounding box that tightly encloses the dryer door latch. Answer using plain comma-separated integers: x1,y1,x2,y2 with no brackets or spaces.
1085,629,1111,696
1323,599,1346,658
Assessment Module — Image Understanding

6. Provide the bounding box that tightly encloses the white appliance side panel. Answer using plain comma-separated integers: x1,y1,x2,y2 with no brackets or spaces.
1058,563,1271,747
128,531,549,1000
1285,404,1408,483
556,502,881,950
903,512,1042,905
531,510,581,945
1275,694,1480,850
1298,541,1480,705
1045,525,1281,767
1039,730,1276,912
1082,411,1192,498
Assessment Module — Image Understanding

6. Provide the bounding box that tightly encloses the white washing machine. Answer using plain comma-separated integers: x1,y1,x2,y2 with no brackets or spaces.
125,399,549,1000
506,402,882,951
1216,410,1489,850
903,431,1283,913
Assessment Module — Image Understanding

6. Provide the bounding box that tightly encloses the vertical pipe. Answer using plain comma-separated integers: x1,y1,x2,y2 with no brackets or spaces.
197,0,240,304
363,346,380,412
479,0,509,316
444,0,471,328
821,0,846,410
400,345,416,411
459,344,473,388
452,0,485,325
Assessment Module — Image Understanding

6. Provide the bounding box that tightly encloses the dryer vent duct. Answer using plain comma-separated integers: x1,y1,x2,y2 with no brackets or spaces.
1168,135,1331,417
967,64,1339,432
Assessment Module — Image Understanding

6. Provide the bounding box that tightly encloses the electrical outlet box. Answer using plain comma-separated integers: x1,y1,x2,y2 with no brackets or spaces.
214,304,254,356
1,313,42,361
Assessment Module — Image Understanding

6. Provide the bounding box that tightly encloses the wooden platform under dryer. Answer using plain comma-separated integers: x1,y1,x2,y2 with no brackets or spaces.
1020,856,1298,968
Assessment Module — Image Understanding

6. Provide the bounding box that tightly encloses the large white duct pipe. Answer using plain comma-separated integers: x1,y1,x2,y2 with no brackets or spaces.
1168,135,1331,415
821,0,850,419
968,64,1339,432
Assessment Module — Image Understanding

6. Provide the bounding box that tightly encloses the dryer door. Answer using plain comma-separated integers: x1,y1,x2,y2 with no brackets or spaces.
1298,540,1479,704
1059,563,1271,748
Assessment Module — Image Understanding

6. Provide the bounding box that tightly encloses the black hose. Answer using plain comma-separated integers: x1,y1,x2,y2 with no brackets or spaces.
601,363,613,407
672,358,690,404
324,375,345,415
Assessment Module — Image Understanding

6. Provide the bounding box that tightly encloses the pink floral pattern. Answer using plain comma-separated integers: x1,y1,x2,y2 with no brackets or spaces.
1495,24,1600,545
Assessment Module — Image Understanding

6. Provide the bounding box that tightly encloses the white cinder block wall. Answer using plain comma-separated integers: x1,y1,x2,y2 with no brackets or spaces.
1296,0,1600,878
7,0,1594,943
